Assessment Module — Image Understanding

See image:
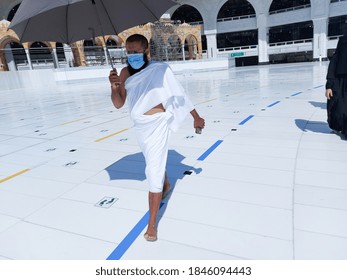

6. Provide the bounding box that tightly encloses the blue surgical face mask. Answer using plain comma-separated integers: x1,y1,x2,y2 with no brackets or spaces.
127,53,145,69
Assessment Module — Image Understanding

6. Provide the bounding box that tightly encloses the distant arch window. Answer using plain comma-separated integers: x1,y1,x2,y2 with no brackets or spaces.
7,4,20,21
106,39,117,47
217,0,255,20
9,42,26,65
171,5,203,24
29,42,52,63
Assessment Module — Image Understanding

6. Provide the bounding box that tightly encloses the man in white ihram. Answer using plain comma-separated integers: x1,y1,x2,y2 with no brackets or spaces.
109,34,205,242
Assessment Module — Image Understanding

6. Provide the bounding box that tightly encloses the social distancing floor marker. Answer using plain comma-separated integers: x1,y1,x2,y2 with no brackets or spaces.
95,197,118,208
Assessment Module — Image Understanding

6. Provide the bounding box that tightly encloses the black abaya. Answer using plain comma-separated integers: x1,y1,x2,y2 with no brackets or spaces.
326,35,347,136
327,77,347,134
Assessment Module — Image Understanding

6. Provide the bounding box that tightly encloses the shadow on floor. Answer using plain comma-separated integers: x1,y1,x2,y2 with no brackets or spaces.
309,101,326,109
105,149,202,189
295,119,332,134
295,119,346,140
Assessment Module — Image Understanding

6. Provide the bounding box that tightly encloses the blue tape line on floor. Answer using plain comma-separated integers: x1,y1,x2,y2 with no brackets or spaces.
239,115,254,125
107,202,164,260
291,92,302,96
197,140,223,161
267,101,280,107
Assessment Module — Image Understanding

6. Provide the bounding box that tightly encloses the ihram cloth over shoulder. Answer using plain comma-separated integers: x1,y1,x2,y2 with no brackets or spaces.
125,61,194,131
125,61,194,192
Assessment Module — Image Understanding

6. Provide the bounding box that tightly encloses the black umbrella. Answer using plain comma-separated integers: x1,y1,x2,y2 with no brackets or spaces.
8,0,178,67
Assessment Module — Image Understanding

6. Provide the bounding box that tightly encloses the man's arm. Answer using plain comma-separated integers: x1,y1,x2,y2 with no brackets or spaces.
109,68,128,109
190,109,205,130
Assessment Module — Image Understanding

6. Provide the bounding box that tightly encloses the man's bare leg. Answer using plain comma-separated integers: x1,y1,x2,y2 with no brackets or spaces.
162,173,171,199
144,191,161,241
144,174,172,241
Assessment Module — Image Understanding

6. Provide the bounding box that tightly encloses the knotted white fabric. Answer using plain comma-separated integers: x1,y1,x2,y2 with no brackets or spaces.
125,61,194,192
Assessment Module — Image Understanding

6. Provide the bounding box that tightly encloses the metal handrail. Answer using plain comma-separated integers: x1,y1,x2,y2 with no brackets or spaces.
269,38,313,47
218,45,257,52
269,4,311,15
217,14,256,22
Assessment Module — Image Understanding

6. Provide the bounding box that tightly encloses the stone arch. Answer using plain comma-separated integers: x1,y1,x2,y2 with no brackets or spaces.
94,37,104,46
27,41,54,49
0,35,21,71
217,0,256,20
0,19,21,71
184,34,199,60
120,32,151,45
106,35,123,47
0,34,19,49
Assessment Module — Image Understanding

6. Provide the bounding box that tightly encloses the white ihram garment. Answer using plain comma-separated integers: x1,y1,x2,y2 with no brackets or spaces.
125,62,194,193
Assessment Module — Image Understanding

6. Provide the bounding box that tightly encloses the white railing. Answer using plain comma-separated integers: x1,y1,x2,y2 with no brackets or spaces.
188,21,204,26
269,38,313,47
268,39,313,55
328,35,343,40
269,4,311,15
217,45,258,59
217,14,256,22
218,45,257,52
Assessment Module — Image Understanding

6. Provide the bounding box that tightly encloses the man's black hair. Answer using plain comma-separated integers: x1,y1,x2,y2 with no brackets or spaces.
126,34,149,50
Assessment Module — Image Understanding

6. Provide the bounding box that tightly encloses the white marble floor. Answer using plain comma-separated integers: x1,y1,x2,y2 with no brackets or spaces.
0,61,346,260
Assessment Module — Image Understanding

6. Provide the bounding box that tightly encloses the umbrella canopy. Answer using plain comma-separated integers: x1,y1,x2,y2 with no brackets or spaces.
8,0,178,44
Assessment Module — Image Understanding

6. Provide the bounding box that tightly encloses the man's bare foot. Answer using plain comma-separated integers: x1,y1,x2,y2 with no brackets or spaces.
144,224,157,241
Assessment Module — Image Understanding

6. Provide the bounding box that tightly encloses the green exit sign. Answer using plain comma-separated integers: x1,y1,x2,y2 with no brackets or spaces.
231,52,245,57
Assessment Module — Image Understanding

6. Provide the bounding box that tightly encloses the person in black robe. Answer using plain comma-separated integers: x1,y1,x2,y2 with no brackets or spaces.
325,22,347,138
